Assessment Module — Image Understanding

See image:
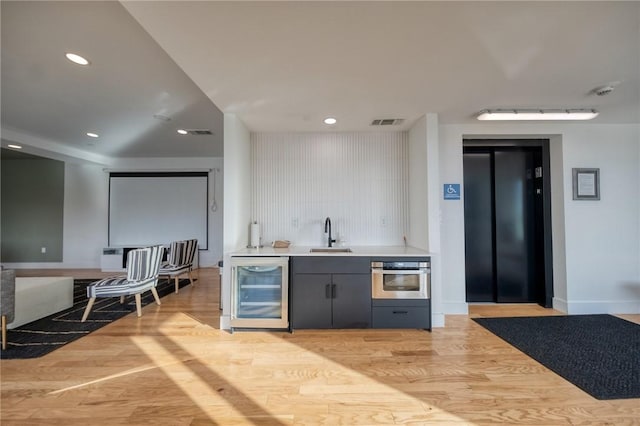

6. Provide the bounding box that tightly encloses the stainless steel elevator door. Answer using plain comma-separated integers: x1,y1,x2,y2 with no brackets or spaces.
463,152,494,302
463,147,542,303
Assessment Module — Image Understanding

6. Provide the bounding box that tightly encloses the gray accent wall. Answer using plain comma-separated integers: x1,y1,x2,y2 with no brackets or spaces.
1,149,64,262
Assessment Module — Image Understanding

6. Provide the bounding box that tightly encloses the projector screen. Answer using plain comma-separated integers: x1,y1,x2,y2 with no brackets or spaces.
109,172,208,249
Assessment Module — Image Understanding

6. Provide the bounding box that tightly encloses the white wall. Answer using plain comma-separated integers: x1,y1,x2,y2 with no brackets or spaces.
425,114,445,326
250,132,408,247
408,114,446,326
549,135,568,306
221,114,251,328
63,163,109,268
3,162,107,269
112,157,224,267
439,123,640,316
560,125,640,313
408,116,428,249
5,156,224,269
438,122,468,316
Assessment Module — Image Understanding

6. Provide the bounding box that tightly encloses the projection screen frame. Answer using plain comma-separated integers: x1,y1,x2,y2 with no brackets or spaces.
108,171,209,250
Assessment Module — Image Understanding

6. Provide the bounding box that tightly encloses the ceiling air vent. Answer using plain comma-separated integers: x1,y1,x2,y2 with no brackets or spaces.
370,118,405,126
185,129,213,135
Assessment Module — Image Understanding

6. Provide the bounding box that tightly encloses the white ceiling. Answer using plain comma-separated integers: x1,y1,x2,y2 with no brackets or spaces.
1,1,223,162
2,1,639,162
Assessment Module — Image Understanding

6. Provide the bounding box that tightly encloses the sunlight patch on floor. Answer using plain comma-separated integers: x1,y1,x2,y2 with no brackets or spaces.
47,360,186,395
131,335,253,421
154,326,472,424
49,311,471,423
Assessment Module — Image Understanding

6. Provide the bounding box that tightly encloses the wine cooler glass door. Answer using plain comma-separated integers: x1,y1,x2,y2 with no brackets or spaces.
231,257,289,329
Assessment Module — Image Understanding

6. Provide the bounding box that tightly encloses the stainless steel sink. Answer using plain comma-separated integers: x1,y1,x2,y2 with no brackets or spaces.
309,247,352,253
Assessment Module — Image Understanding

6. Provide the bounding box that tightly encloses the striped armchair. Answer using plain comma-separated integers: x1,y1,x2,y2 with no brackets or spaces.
160,239,198,294
81,245,164,322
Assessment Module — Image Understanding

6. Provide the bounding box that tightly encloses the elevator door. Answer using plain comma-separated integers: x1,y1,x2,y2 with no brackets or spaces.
463,146,544,304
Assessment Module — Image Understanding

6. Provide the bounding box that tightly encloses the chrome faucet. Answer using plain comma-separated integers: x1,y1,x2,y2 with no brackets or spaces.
324,217,336,247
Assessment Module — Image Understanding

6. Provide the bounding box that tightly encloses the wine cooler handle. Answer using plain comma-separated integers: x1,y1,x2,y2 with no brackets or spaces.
230,267,237,319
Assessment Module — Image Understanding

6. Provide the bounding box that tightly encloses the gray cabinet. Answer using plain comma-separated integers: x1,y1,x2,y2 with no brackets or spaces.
291,257,371,329
332,274,371,328
372,299,431,330
291,274,332,328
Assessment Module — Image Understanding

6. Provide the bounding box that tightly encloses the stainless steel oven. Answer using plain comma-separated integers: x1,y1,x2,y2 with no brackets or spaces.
371,260,430,299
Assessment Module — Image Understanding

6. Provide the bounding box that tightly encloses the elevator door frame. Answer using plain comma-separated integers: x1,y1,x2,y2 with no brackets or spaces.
463,139,553,307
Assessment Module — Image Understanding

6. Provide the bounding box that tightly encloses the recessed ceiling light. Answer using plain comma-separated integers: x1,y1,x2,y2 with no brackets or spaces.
324,117,337,125
7,144,22,149
177,129,188,135
86,132,99,138
153,114,171,122
65,52,90,66
593,85,615,96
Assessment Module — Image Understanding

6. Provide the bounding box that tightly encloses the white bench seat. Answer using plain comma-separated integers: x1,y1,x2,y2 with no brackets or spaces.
7,277,74,329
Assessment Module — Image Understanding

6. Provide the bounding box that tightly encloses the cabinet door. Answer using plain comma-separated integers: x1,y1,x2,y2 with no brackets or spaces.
332,274,371,328
291,274,332,329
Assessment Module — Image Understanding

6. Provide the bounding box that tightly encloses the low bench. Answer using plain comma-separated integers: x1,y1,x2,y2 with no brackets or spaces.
7,277,74,329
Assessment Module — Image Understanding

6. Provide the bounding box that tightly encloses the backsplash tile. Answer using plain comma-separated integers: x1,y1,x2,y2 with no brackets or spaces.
251,132,408,246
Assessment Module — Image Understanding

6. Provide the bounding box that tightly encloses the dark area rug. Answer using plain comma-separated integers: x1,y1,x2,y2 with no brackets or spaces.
1,277,194,360
473,314,640,400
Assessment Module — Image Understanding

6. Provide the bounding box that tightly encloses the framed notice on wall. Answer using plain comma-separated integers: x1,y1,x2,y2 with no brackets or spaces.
572,168,600,200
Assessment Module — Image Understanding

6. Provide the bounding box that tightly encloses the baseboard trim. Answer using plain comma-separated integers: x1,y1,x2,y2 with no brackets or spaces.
442,301,469,315
432,313,445,328
553,297,568,313
219,314,231,330
562,299,640,315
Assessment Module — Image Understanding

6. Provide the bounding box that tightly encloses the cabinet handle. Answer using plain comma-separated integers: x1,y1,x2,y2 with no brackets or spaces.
325,284,331,299
392,310,409,315
331,284,336,299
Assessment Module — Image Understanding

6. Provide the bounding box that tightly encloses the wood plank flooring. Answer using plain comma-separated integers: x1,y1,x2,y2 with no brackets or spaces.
2,268,638,425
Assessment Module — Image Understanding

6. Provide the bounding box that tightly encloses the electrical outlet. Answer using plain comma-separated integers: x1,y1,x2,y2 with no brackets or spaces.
292,218,299,228
41,247,47,254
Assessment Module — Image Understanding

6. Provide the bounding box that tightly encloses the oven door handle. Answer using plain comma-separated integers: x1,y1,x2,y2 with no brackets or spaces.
373,269,429,275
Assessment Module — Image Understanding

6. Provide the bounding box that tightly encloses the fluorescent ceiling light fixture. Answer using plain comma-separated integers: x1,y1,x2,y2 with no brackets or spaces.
477,109,598,121
86,132,99,138
7,144,22,149
323,117,337,125
177,129,188,135
65,52,90,66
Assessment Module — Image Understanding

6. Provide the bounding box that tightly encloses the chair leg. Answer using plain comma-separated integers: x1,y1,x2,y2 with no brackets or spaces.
151,287,161,305
120,295,125,304
81,298,96,322
188,270,195,286
134,294,142,317
175,276,180,294
2,315,7,350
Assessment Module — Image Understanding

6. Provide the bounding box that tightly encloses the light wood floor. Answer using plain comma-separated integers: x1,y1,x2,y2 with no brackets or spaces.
2,268,638,425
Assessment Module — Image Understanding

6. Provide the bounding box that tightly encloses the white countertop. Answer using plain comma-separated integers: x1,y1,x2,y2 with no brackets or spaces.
230,245,431,257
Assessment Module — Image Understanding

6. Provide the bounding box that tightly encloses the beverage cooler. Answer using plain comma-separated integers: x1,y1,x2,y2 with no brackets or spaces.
230,256,289,330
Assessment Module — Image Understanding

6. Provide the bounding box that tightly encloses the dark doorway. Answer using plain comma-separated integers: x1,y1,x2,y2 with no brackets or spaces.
463,140,553,306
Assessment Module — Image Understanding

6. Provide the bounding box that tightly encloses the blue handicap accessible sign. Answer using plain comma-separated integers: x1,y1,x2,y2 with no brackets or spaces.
444,184,460,200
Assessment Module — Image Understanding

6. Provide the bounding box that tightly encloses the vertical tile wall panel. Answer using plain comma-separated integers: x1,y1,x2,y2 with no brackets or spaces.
251,132,408,247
